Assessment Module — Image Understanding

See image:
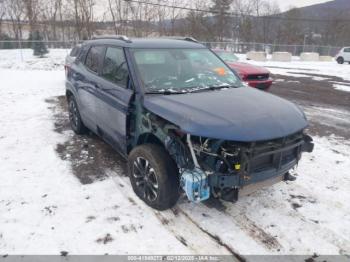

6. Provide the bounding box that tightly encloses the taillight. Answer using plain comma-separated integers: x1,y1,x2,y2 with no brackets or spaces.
64,65,68,77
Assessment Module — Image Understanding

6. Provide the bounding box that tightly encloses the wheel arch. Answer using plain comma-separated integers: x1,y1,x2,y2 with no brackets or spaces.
66,89,74,100
136,132,165,148
337,56,344,63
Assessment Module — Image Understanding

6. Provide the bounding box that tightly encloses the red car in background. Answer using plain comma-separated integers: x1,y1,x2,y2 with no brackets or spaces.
213,49,273,91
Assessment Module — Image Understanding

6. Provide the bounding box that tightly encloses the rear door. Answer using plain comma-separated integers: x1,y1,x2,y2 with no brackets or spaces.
96,46,134,153
73,45,105,131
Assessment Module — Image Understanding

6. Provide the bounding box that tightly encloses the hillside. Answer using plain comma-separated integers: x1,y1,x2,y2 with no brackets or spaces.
286,0,350,18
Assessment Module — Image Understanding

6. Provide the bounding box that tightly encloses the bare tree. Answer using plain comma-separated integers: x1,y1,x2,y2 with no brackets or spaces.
0,0,5,36
23,0,40,33
232,0,254,42
79,0,95,39
40,0,60,40
5,0,25,40
253,0,280,43
72,0,82,39
185,1,213,41
125,0,157,37
156,1,165,36
108,0,128,35
168,0,184,36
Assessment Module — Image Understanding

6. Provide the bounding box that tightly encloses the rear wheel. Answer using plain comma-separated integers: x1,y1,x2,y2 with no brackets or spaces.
337,57,344,64
68,96,88,134
128,144,179,210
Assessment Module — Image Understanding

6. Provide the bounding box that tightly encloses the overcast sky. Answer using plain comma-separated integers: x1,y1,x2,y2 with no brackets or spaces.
275,0,333,11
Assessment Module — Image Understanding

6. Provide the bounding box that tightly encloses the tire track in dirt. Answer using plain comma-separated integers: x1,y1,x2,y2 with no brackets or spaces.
174,207,246,261
226,184,350,255
224,212,281,251
203,199,282,251
108,173,240,259
110,168,276,257
279,194,350,254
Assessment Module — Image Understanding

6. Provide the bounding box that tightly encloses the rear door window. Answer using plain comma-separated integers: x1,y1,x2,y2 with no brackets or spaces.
101,47,129,88
85,45,105,73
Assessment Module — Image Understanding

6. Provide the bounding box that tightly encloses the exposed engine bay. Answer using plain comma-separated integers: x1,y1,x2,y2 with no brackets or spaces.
166,128,314,203
135,110,314,203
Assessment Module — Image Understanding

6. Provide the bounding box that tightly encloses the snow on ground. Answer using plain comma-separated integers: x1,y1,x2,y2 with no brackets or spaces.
333,84,350,93
0,50,350,256
0,69,227,255
0,49,68,70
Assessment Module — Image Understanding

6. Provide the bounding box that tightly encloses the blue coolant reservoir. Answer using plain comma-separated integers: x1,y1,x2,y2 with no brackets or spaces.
180,168,210,202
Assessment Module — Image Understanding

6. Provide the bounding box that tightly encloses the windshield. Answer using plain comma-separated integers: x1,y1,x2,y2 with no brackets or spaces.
130,48,241,93
215,51,239,63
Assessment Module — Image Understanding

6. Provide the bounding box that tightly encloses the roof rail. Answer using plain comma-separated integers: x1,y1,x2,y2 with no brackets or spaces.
162,36,198,43
182,37,198,43
91,35,132,43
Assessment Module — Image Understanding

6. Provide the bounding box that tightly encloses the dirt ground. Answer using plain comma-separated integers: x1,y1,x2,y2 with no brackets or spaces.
270,73,350,140
47,97,127,185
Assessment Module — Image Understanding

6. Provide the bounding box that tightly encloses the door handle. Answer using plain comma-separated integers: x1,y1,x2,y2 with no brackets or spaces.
93,83,100,89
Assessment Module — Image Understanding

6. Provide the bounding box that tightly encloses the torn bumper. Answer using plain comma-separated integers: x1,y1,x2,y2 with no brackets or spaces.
208,134,314,201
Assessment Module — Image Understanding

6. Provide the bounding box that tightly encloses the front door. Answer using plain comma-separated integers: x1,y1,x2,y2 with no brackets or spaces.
96,46,134,154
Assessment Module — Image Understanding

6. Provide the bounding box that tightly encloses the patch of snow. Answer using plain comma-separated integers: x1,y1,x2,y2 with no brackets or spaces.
177,136,350,255
235,53,350,81
333,84,350,93
0,49,68,70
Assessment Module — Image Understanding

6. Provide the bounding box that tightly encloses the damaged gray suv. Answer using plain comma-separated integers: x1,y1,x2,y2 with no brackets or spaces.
65,36,314,210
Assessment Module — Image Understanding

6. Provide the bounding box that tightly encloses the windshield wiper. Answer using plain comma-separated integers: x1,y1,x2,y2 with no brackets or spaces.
146,90,187,95
189,85,239,93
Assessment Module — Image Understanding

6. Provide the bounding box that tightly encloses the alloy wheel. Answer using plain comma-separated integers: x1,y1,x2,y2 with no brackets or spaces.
69,99,79,130
132,157,159,202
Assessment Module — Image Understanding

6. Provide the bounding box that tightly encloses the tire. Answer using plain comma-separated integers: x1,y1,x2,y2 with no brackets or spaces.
128,144,180,210
337,57,344,64
67,95,88,134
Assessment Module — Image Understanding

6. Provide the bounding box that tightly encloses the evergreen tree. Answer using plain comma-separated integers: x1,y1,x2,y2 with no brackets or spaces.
30,31,49,57
210,0,233,41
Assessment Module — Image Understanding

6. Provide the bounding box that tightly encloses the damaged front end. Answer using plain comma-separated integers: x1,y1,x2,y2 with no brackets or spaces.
166,130,314,203
134,109,313,203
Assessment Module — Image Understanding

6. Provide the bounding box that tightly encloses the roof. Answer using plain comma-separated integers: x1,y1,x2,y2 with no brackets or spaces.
83,38,206,49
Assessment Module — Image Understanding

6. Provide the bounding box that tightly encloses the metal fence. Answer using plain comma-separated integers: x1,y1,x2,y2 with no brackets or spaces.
203,42,342,57
0,40,80,49
0,40,343,62
0,40,80,62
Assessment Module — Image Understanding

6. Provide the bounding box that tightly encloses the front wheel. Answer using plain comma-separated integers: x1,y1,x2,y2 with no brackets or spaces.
337,57,344,64
128,144,180,210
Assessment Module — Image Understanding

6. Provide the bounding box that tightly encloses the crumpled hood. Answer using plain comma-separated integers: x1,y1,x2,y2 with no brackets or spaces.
227,62,270,75
143,87,308,142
